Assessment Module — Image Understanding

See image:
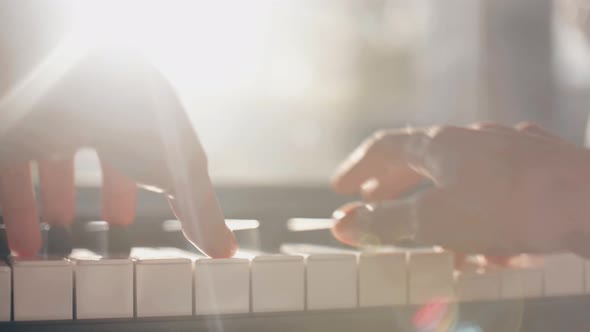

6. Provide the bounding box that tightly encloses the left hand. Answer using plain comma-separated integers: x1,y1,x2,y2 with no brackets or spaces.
0,50,237,258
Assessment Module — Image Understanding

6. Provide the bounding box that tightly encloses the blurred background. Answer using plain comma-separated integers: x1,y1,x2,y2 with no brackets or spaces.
59,0,590,186
3,0,590,250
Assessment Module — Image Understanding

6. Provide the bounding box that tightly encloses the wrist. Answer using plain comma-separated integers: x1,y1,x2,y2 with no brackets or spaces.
556,147,590,253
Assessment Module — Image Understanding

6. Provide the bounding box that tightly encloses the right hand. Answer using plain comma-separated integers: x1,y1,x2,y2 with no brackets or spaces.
330,123,590,258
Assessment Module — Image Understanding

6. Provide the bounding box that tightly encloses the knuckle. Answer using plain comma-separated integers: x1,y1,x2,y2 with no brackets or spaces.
515,121,538,131
470,121,498,130
371,129,392,142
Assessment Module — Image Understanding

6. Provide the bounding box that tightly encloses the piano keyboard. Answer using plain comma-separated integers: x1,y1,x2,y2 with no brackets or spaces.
1,248,590,332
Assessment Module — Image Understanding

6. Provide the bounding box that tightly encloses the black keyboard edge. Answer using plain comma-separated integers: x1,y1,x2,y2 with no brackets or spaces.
3,296,590,332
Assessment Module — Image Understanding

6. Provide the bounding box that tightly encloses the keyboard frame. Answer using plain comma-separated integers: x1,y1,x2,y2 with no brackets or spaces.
4,187,587,331
2,296,590,332
68,185,350,252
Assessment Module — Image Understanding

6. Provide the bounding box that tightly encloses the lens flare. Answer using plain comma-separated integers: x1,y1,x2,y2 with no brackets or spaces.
412,298,458,332
453,322,483,332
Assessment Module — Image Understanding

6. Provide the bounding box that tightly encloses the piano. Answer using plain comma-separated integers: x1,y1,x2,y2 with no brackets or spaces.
1,186,590,332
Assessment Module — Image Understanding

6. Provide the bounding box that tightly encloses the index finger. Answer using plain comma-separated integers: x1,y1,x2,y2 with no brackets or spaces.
331,189,508,254
0,163,42,257
93,58,237,258
164,147,236,258
147,73,237,259
168,179,236,258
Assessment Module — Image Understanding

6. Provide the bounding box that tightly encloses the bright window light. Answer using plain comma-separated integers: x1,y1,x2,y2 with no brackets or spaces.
70,0,285,97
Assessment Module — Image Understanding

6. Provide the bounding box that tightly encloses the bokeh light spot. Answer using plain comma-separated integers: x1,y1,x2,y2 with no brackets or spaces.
412,298,458,332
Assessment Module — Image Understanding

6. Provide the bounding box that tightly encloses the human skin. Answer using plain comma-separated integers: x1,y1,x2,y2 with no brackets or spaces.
331,123,590,258
0,50,237,258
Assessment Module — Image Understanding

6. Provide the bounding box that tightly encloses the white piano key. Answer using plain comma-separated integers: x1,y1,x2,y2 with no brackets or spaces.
306,254,357,310
499,256,544,299
135,258,193,317
131,247,173,258
542,253,585,296
194,258,250,315
280,243,358,255
500,269,544,299
455,269,500,302
408,250,455,305
74,258,134,319
0,262,10,322
13,259,73,321
358,252,407,307
147,247,204,260
154,246,262,261
251,255,304,313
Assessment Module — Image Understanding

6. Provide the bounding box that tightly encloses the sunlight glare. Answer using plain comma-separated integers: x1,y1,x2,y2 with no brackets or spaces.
71,0,277,96
0,32,90,135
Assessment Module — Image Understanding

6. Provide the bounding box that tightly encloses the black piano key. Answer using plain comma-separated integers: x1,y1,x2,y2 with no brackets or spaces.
79,221,109,255
0,219,11,265
41,224,73,257
107,225,132,257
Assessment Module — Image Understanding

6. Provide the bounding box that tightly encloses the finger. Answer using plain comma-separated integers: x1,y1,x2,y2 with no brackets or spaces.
361,170,423,202
406,126,509,184
92,77,237,258
332,190,504,254
331,201,366,246
0,163,41,257
332,129,425,195
485,255,512,266
100,159,137,226
333,126,486,194
38,157,76,226
167,171,237,258
138,74,237,259
331,199,421,248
